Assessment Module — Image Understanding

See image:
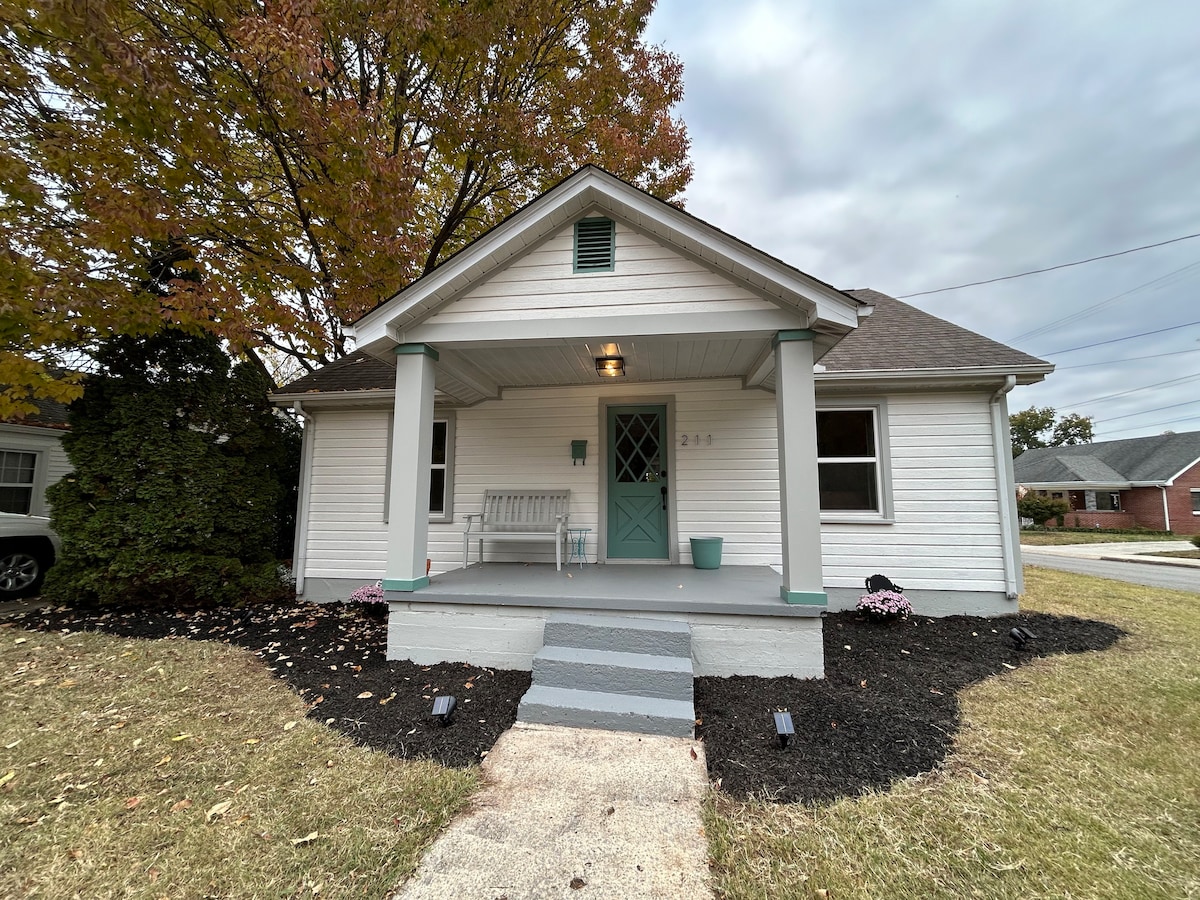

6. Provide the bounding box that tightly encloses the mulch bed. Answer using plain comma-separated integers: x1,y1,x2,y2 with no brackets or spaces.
5,602,1124,804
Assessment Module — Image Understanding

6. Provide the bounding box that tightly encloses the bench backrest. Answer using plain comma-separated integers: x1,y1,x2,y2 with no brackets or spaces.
480,490,570,531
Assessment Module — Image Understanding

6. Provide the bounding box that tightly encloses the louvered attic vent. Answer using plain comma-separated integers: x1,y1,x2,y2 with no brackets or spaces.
573,217,616,272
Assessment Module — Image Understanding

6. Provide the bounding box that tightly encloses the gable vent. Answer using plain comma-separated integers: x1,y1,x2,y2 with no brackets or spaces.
573,217,616,272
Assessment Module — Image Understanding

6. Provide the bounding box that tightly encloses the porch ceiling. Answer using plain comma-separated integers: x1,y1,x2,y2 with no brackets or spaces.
433,333,776,406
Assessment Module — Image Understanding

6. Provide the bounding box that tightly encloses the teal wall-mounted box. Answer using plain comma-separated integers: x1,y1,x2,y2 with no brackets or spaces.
571,440,587,465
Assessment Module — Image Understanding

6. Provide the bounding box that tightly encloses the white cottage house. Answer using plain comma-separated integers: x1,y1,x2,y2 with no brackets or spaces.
273,166,1050,693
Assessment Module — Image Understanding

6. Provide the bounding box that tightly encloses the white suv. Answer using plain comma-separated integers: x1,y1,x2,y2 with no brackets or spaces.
0,513,61,599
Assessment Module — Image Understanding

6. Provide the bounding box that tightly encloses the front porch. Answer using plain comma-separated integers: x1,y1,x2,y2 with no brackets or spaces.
385,563,826,679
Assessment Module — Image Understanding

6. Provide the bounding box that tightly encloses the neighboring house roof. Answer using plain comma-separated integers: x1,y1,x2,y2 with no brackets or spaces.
1014,430,1200,487
0,395,70,430
823,289,1049,372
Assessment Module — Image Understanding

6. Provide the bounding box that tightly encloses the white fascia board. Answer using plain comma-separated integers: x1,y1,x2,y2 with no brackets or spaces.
354,167,865,346
270,390,396,409
1161,456,1200,486
815,364,1055,391
0,422,67,439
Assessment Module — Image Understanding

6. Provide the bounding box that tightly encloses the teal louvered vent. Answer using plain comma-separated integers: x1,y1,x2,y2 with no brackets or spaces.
573,217,616,272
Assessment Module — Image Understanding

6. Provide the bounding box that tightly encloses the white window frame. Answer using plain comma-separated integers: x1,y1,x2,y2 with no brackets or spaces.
0,448,39,515
1191,488,1200,516
384,411,456,524
816,401,894,524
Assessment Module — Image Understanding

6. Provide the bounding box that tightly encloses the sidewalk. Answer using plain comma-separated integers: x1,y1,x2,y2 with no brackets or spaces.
390,723,713,900
1021,540,1200,569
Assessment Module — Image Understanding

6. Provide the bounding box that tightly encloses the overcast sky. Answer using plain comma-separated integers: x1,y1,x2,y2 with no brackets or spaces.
645,0,1200,441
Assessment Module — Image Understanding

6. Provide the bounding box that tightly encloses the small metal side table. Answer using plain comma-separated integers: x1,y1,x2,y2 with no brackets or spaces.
567,528,591,568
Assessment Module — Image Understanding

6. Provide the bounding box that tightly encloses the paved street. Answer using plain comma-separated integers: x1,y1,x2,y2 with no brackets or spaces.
1021,542,1199,594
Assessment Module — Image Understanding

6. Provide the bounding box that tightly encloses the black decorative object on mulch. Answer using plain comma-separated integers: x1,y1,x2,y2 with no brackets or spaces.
695,611,1125,804
7,602,529,768
7,603,1125,804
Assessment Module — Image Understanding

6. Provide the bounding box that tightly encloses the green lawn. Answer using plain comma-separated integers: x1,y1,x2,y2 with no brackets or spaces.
1020,531,1177,546
0,628,478,899
704,567,1200,899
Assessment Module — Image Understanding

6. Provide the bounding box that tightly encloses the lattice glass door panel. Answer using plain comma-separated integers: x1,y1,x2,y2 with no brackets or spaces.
607,406,669,559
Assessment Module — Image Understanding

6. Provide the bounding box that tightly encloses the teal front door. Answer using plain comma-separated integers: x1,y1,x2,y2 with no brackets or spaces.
607,405,669,559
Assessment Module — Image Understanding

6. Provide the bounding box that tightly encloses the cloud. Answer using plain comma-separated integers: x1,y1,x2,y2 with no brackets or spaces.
647,0,1200,438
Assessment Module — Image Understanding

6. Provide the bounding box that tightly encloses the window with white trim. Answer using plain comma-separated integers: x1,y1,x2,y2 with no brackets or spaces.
0,450,37,514
383,413,455,523
1191,488,1200,515
816,408,884,514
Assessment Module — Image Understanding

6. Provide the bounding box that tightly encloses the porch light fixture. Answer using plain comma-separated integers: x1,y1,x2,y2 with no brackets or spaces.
431,695,457,726
595,356,625,377
773,711,795,749
1009,626,1037,649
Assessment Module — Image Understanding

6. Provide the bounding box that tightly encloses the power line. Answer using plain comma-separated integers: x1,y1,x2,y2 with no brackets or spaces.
1007,259,1200,344
1094,398,1200,424
1041,319,1200,355
896,230,1200,299
1068,370,1200,407
1103,413,1200,436
1057,347,1200,370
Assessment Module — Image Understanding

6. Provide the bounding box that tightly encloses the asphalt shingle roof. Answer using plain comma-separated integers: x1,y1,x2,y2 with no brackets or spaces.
279,352,396,395
1,395,70,429
822,289,1049,372
1014,430,1200,485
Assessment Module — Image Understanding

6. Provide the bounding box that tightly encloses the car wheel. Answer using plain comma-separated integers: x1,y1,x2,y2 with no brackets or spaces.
0,545,48,599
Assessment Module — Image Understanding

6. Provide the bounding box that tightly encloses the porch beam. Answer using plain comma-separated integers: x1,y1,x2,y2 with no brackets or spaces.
436,349,501,401
774,331,827,606
383,344,437,592
742,338,777,390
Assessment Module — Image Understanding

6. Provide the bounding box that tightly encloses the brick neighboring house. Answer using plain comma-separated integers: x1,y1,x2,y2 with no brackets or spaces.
1014,431,1200,534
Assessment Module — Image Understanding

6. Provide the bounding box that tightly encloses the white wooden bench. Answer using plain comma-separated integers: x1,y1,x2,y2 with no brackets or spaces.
462,489,571,571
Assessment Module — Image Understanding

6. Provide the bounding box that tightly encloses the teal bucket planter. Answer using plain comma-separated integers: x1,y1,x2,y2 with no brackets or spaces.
690,536,723,570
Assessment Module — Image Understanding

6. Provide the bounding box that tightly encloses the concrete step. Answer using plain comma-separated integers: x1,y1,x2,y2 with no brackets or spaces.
543,612,691,657
532,645,694,701
517,685,696,738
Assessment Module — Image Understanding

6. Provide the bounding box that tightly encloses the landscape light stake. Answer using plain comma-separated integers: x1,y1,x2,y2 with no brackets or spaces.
1009,626,1037,649
773,711,795,749
431,695,457,726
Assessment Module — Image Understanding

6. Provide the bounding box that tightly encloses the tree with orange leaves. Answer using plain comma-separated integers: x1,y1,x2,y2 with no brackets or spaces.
0,0,690,414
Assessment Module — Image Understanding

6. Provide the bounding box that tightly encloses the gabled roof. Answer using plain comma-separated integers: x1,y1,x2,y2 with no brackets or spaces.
281,353,395,396
348,165,864,350
1014,430,1200,486
823,289,1050,373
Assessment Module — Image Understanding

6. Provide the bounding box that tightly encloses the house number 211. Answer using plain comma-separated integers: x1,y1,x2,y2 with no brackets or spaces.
680,434,712,446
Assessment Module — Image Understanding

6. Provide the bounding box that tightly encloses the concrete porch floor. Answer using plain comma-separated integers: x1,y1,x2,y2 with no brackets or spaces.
410,562,822,618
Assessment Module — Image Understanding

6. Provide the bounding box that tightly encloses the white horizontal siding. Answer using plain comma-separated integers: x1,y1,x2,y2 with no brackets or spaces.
304,408,389,583
300,386,1009,598
821,392,1006,592
427,222,780,323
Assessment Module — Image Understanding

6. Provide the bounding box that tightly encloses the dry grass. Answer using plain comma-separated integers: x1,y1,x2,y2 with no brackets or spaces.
0,626,479,899
1019,531,1176,546
704,567,1200,899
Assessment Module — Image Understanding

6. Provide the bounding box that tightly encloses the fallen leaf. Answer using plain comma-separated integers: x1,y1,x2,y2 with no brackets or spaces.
1002,662,1017,670
689,747,698,760
290,831,319,845
148,866,161,883
0,771,15,788
570,877,586,889
283,721,298,731
68,849,83,860
14,637,26,645
124,796,141,810
244,739,260,745
206,800,233,822
356,691,373,699
171,799,193,812
170,733,191,742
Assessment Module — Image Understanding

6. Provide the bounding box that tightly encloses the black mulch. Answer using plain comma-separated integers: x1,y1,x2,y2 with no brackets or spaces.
6,602,1124,804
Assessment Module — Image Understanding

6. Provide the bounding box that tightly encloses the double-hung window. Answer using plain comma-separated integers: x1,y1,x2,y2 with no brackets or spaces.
816,406,891,519
1192,488,1200,516
0,450,37,514
384,413,455,523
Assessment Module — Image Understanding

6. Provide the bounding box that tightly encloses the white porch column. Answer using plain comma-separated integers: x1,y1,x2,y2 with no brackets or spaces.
775,330,827,606
383,344,437,592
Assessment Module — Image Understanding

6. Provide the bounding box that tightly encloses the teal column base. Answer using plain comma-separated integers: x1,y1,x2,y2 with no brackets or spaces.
781,587,827,606
383,576,430,592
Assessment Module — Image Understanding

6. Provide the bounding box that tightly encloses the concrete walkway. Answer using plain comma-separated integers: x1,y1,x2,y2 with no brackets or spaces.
1022,540,1200,567
392,723,713,900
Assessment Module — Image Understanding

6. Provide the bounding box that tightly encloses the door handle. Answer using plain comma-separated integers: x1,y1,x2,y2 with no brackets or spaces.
660,485,668,510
